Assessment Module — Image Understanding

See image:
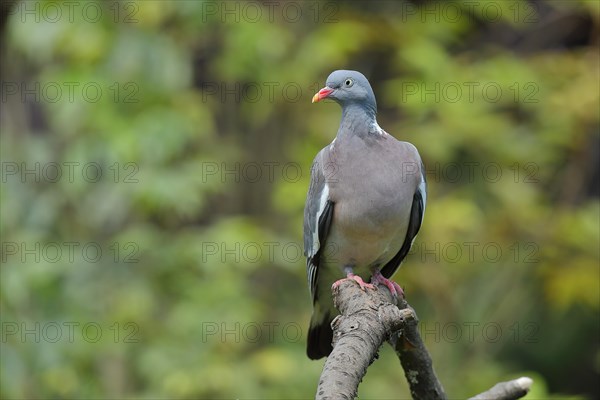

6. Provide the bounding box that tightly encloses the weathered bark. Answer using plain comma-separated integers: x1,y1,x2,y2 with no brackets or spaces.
315,280,445,399
315,280,532,400
389,296,446,399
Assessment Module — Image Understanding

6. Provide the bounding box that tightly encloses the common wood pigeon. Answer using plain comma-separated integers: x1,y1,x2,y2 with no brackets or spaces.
304,70,427,360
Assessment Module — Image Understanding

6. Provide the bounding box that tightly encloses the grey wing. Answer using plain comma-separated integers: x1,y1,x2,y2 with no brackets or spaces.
303,154,334,302
380,160,427,278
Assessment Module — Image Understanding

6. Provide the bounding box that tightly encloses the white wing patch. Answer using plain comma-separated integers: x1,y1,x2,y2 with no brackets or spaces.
418,175,427,215
310,184,330,257
307,183,329,297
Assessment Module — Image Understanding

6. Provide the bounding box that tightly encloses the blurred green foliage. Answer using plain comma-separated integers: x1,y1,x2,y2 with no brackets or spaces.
1,0,598,398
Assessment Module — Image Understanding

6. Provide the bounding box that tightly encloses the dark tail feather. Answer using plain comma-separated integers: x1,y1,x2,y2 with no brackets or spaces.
307,311,333,360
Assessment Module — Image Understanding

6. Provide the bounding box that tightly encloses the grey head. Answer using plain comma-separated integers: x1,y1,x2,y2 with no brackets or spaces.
312,70,377,116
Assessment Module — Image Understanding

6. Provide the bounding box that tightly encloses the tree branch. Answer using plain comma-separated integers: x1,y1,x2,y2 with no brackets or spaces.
389,296,447,399
315,280,445,399
469,377,533,400
315,280,532,400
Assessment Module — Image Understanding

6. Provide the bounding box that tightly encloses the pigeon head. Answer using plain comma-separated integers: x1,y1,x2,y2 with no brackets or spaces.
312,70,377,114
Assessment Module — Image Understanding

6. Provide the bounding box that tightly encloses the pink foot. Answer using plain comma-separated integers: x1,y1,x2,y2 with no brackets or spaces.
372,270,404,298
332,273,375,292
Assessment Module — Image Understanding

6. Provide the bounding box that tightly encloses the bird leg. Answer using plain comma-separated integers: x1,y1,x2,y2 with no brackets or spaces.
332,269,375,292
371,269,404,298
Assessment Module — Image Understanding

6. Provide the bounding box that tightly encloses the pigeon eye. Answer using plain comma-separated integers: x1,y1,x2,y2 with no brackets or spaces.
344,79,354,87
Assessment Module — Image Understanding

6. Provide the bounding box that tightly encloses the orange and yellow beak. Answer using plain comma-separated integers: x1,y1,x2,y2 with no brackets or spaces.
312,87,334,103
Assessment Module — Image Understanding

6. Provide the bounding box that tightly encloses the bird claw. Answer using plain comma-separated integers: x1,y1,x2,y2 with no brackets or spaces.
332,273,375,292
371,270,404,298
332,271,403,297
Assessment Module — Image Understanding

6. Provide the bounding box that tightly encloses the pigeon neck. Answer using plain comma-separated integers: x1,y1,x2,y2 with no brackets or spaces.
337,103,378,138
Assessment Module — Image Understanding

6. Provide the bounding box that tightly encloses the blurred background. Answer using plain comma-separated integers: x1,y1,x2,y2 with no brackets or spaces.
1,0,598,398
